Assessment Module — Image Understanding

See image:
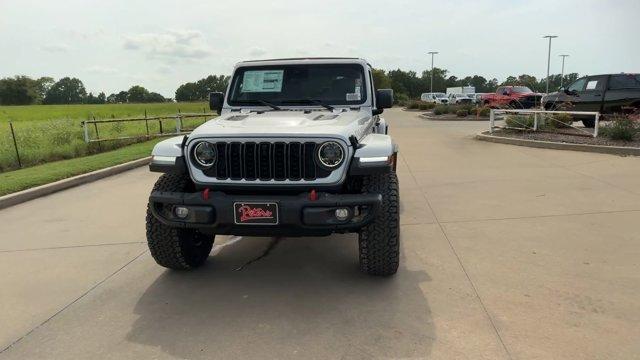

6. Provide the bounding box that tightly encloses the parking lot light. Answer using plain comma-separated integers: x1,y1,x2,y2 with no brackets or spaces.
543,35,558,94
428,51,439,93
559,54,569,88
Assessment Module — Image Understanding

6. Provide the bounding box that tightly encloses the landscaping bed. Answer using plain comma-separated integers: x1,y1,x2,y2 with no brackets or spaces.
488,128,640,148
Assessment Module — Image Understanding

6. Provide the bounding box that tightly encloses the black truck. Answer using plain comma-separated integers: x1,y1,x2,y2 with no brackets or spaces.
542,73,640,127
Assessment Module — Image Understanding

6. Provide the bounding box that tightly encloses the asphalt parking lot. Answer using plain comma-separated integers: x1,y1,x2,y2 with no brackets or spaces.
1,108,639,359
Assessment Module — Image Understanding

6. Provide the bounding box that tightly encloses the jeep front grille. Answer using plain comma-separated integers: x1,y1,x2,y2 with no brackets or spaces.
201,141,332,181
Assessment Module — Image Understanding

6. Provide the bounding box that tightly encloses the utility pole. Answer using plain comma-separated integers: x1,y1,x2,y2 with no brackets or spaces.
559,54,569,88
428,51,439,93
543,35,558,94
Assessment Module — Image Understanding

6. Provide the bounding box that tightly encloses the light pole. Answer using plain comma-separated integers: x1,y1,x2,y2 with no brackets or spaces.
428,51,438,93
543,35,558,94
559,54,569,88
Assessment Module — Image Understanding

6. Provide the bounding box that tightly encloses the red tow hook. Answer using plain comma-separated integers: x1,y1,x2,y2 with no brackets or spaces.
309,189,318,201
202,188,210,201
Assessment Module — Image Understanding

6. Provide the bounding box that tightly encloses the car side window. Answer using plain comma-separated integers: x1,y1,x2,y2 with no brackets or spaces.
567,78,587,92
496,87,503,94
584,76,607,91
609,74,640,89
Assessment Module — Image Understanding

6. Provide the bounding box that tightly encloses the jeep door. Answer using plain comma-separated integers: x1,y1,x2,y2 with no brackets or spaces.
576,75,608,112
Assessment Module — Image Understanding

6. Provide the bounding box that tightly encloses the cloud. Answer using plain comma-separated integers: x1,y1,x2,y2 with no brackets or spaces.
248,47,267,57
85,65,118,74
123,29,212,61
41,43,70,53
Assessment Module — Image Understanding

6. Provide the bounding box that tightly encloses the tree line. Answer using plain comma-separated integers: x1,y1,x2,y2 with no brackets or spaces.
0,76,169,105
0,69,578,106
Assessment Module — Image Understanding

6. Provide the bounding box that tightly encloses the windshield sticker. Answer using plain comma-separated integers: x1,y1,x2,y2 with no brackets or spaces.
346,92,361,101
241,70,284,92
586,80,598,90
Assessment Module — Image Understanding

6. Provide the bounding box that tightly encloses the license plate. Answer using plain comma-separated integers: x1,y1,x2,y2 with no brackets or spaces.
234,202,279,225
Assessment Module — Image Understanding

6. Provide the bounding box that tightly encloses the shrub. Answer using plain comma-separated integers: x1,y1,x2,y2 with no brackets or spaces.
419,102,435,110
433,105,449,115
478,107,491,117
456,109,469,117
394,92,409,106
599,116,640,141
546,113,573,129
505,114,535,128
406,100,421,110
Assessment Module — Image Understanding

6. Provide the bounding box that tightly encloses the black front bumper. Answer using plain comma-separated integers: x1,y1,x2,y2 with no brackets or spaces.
149,191,382,236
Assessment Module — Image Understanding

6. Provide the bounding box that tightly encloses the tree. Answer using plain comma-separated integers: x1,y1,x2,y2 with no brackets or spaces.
175,75,230,102
145,92,166,103
97,92,106,104
127,85,149,103
43,77,87,104
0,76,42,105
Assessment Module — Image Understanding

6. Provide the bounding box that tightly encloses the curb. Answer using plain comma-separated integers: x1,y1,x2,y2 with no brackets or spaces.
476,132,640,156
419,114,489,121
0,156,152,210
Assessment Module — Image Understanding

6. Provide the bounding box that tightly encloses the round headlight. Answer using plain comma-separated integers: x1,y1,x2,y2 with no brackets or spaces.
317,141,344,168
193,141,217,167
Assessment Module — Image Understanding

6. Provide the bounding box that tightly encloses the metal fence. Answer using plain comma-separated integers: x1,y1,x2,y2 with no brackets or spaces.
82,112,216,143
489,109,601,137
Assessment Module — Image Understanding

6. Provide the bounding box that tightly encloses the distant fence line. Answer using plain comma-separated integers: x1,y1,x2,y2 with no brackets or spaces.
2,111,215,171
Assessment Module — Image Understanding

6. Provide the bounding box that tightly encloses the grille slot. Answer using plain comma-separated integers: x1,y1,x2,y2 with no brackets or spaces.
203,141,334,181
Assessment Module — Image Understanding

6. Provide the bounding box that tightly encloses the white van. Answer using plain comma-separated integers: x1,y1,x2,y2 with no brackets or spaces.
420,92,449,104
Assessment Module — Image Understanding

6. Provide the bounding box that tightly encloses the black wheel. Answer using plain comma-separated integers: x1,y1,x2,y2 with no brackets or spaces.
581,119,595,128
146,173,214,270
358,172,400,276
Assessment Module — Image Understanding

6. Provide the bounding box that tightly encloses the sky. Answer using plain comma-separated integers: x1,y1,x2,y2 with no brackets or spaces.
1,0,638,98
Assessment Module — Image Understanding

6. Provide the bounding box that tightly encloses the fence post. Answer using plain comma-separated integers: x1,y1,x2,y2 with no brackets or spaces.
9,122,22,168
594,113,600,138
175,115,182,133
145,110,150,138
83,120,89,143
93,115,102,151
489,109,495,134
534,112,538,131
159,119,163,134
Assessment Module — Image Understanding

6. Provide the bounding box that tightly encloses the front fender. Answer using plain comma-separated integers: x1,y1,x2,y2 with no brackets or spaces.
149,136,187,173
349,133,398,175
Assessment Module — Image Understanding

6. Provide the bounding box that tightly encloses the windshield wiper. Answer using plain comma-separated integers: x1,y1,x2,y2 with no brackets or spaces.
235,100,281,110
281,99,334,111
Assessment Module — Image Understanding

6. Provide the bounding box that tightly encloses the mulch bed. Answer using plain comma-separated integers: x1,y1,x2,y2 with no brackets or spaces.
491,128,640,148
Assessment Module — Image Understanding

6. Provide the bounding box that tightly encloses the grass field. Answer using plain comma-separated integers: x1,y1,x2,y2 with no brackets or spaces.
0,102,210,172
0,139,161,196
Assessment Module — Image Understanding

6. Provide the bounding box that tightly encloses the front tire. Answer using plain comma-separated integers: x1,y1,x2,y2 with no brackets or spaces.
146,173,214,270
358,172,400,276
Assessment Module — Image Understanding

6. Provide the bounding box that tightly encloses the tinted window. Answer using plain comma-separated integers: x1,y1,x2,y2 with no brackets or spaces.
512,86,532,93
228,64,367,106
585,76,607,91
609,74,640,89
568,78,587,92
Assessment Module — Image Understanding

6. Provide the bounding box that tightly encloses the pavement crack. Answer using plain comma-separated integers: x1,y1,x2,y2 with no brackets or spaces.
235,237,282,271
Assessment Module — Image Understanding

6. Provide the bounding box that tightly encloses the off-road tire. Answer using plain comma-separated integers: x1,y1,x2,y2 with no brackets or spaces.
358,172,400,276
146,173,214,270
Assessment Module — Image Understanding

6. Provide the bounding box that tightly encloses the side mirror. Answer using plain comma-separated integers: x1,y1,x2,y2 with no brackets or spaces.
375,89,394,110
209,92,224,114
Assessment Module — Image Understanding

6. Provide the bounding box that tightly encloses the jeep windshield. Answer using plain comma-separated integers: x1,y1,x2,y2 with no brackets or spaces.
227,64,367,107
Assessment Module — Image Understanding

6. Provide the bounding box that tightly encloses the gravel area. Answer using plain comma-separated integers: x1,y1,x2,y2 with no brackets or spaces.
491,128,640,148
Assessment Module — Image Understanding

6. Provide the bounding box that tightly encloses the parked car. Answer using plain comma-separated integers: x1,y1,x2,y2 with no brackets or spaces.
448,93,473,105
542,73,640,127
481,86,542,109
420,92,449,104
146,57,400,276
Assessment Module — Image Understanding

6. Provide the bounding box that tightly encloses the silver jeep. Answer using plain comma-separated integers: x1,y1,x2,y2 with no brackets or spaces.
146,57,400,276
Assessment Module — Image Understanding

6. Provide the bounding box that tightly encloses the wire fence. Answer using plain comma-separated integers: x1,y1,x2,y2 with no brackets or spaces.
1,111,215,172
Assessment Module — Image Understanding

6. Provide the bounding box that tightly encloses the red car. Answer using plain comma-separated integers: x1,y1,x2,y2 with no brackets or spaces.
481,86,543,109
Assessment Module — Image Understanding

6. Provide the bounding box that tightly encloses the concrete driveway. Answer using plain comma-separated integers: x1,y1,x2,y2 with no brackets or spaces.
1,108,639,359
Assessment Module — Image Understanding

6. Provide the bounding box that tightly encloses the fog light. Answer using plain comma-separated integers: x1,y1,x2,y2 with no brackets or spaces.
335,208,350,221
174,206,190,219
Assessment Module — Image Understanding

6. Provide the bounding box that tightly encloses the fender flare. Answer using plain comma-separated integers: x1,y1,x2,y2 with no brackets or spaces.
149,136,187,173
348,133,398,175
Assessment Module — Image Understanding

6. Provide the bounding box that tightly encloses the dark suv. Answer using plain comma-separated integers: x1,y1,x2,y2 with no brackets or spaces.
542,73,640,127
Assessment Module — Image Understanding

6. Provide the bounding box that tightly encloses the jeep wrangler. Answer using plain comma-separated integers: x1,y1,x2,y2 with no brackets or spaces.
146,58,399,276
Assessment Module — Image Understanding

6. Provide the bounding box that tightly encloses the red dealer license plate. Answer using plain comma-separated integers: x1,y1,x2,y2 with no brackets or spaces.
233,202,279,225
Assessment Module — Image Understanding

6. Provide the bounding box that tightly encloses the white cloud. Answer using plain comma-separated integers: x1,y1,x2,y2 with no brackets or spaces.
85,65,118,74
123,29,212,61
248,47,267,57
41,43,70,53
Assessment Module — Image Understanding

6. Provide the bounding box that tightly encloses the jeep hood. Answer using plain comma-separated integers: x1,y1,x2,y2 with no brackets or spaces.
188,110,373,143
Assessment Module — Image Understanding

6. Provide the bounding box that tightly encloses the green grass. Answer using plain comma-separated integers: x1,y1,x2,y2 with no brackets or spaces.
0,102,209,172
0,139,162,196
